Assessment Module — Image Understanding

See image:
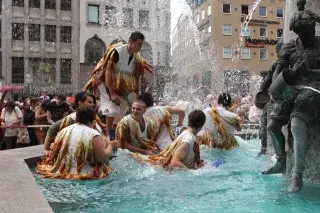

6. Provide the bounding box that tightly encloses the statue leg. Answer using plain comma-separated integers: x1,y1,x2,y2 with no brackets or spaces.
288,116,308,192
257,106,268,156
261,118,286,174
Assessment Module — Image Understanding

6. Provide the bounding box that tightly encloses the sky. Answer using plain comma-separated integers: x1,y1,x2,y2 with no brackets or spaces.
171,0,186,33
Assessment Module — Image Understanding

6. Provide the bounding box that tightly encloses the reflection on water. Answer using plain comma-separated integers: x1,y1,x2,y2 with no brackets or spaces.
35,138,320,213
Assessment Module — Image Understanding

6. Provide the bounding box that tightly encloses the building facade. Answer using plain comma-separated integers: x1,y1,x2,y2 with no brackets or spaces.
79,0,171,97
172,0,286,97
1,0,80,94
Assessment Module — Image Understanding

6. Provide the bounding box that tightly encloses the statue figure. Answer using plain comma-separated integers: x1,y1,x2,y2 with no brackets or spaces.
256,40,284,156
262,0,320,192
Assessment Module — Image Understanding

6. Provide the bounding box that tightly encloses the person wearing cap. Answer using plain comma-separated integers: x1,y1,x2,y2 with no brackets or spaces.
43,91,106,157
84,31,153,141
138,92,185,151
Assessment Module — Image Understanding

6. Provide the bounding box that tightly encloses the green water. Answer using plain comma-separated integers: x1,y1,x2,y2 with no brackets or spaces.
35,137,320,213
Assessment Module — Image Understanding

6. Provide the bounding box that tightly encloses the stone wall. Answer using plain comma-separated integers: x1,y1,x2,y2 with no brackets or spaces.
284,0,320,184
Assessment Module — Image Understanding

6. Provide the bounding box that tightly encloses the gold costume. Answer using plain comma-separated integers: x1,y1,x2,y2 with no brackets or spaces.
37,124,111,180
198,106,241,150
83,43,153,97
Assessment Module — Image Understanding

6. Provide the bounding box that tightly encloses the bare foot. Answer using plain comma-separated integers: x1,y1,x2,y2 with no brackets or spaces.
288,175,303,192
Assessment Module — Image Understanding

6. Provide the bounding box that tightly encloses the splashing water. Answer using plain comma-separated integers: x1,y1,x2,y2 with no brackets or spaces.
235,0,263,60
34,138,320,213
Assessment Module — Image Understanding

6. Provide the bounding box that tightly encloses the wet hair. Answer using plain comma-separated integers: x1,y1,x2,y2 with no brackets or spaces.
138,92,154,108
4,100,15,109
76,108,96,125
74,91,96,109
132,99,146,108
218,93,232,108
129,31,145,42
188,110,206,129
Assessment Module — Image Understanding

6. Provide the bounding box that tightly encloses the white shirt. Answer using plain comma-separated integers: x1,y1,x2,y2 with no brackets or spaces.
1,107,23,137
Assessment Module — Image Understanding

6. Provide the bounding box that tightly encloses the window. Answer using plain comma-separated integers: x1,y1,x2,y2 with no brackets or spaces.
157,52,160,64
276,8,284,18
12,0,24,7
192,75,199,88
241,5,249,15
139,10,149,29
276,29,283,38
88,4,99,24
241,48,250,59
196,14,200,23
61,0,71,11
45,25,56,42
60,59,71,84
201,9,205,20
123,8,133,28
259,27,267,37
222,24,232,35
12,23,24,40
45,0,56,9
84,35,106,65
222,3,231,14
29,24,40,41
259,6,267,17
208,26,211,33
223,47,232,59
207,5,211,16
241,26,250,37
60,26,71,43
105,5,117,27
12,57,24,84
202,71,211,88
260,48,268,60
29,0,40,8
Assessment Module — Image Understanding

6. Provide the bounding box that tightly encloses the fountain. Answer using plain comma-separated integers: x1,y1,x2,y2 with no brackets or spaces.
1,0,320,213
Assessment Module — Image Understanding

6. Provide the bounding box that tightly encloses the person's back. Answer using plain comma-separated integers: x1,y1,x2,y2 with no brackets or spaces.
144,106,174,150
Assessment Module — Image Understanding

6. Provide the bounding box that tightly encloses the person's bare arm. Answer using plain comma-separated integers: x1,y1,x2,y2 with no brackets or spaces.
44,119,63,152
35,108,47,121
47,111,55,125
169,143,190,169
165,106,185,126
93,136,118,164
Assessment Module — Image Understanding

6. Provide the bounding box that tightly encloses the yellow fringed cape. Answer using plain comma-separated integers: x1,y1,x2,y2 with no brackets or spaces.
198,106,240,150
131,133,202,169
37,125,111,180
83,43,153,97
115,115,158,150
146,107,175,141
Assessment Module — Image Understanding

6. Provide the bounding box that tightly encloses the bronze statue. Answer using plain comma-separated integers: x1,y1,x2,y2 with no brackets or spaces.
261,0,320,192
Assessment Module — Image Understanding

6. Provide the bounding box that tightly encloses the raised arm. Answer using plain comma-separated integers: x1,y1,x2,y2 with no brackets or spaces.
165,106,185,126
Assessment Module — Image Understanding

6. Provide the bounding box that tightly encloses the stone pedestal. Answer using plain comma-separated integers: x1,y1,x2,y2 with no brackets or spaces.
284,0,320,183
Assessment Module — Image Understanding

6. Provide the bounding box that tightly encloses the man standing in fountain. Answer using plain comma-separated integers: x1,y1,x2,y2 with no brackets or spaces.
84,31,153,140
262,1,320,192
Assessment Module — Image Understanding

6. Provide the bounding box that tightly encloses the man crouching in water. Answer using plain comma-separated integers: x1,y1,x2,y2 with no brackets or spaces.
131,110,206,169
116,100,159,155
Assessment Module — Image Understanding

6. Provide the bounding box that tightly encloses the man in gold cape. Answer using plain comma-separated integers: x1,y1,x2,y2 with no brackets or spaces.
131,110,206,169
116,100,158,155
84,31,153,141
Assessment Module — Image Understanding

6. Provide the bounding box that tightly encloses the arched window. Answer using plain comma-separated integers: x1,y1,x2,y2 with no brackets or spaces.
140,41,153,64
84,34,106,65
